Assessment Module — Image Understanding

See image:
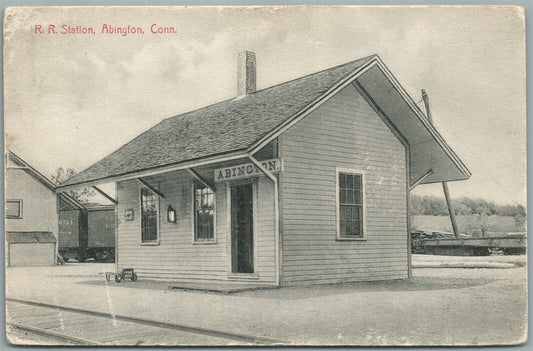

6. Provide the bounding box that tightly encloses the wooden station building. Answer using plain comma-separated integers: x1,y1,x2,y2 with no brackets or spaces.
5,150,82,267
57,53,470,287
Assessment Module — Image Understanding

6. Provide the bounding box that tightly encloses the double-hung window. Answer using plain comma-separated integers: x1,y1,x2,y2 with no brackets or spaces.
141,188,158,243
337,171,364,239
194,183,215,242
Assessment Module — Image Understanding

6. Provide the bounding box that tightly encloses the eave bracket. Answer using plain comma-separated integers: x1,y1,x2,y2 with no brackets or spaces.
91,186,118,205
136,178,165,199
187,168,215,192
410,169,433,191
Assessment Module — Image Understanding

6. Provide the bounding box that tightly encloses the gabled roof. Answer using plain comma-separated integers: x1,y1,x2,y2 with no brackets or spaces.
58,54,470,190
7,150,85,209
7,150,57,190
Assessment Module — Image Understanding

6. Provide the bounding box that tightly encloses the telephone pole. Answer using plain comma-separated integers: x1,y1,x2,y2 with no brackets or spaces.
421,89,460,239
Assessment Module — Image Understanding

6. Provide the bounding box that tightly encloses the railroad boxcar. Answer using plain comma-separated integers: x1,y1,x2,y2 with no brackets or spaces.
58,209,88,261
87,205,115,262
58,204,115,262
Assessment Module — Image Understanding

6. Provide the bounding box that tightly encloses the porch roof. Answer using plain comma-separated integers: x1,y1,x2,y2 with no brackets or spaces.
57,54,470,191
7,232,57,244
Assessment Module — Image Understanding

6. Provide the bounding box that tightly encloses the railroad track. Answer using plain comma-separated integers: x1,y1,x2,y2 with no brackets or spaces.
6,298,284,346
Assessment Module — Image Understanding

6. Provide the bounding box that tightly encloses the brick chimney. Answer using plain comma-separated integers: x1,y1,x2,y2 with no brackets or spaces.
237,51,256,96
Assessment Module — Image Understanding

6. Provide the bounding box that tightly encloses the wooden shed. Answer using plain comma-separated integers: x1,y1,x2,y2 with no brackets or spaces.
57,53,470,287
6,231,57,267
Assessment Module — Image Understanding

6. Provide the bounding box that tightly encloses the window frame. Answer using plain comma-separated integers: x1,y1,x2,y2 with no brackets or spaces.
336,168,366,241
6,199,23,219
139,185,160,245
191,181,217,244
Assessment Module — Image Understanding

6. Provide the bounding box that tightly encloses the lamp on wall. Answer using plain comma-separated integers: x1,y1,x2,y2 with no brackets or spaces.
167,205,176,223
124,208,134,221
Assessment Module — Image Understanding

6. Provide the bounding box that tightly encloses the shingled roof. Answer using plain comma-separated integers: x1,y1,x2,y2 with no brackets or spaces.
60,55,376,187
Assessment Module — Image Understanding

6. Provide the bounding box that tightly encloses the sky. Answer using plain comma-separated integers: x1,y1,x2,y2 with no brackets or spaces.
3,6,526,206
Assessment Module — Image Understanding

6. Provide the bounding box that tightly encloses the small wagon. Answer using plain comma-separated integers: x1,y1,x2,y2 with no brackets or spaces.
110,268,137,283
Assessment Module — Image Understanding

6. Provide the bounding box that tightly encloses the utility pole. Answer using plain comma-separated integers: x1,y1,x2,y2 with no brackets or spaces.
421,89,460,239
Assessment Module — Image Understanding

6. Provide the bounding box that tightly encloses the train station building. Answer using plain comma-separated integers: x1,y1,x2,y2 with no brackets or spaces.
57,53,470,287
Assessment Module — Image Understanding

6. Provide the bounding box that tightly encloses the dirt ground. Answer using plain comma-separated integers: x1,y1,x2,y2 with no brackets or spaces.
6,325,63,346
5,255,528,346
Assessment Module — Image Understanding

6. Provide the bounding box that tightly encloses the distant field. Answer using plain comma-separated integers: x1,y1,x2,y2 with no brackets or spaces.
412,215,520,237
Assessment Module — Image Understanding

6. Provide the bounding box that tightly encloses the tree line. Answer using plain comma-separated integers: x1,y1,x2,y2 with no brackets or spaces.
411,195,525,218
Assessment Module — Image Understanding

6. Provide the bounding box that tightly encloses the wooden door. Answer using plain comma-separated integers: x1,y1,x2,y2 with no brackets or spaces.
231,183,254,273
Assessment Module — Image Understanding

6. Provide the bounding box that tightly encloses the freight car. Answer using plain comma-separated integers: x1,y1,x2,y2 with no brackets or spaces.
58,204,115,262
410,230,526,256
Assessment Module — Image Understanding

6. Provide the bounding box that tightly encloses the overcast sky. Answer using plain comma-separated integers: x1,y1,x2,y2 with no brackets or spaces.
4,6,526,205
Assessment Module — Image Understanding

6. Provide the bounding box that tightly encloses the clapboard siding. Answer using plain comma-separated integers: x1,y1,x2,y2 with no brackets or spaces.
254,177,277,278
279,83,408,286
116,167,276,284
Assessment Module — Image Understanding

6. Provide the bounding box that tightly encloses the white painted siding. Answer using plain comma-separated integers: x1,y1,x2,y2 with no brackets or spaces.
279,83,408,285
254,177,277,282
116,167,276,285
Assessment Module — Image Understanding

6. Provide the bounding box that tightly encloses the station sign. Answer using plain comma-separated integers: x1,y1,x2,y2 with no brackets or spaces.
215,158,282,182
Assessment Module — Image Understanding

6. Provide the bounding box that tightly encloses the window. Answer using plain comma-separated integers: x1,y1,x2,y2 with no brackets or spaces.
337,171,364,239
6,200,22,219
141,188,158,242
194,183,215,241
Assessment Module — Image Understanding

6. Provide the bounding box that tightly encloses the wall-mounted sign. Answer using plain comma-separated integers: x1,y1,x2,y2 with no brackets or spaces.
124,208,134,221
215,158,282,182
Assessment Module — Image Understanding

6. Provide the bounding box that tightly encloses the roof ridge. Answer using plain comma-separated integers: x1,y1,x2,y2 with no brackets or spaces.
249,54,378,95
162,54,377,124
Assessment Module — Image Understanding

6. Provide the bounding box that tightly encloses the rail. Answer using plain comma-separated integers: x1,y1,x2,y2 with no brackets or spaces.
421,236,527,248
7,298,286,345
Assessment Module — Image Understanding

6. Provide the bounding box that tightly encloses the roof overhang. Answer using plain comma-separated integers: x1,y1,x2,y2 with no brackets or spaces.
248,56,471,186
59,193,86,210
355,57,471,185
55,150,249,192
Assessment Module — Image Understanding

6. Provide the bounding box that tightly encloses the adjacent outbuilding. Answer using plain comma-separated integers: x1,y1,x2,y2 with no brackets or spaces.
6,231,57,267
57,53,470,287
5,151,84,266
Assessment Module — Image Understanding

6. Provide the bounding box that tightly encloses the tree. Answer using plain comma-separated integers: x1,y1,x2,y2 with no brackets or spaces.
512,205,526,231
411,194,527,235
51,167,95,203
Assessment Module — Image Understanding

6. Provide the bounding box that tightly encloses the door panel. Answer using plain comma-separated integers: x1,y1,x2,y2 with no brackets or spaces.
231,183,254,273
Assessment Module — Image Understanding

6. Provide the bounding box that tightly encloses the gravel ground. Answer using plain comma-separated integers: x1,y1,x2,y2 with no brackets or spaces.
5,255,528,346
412,253,527,268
